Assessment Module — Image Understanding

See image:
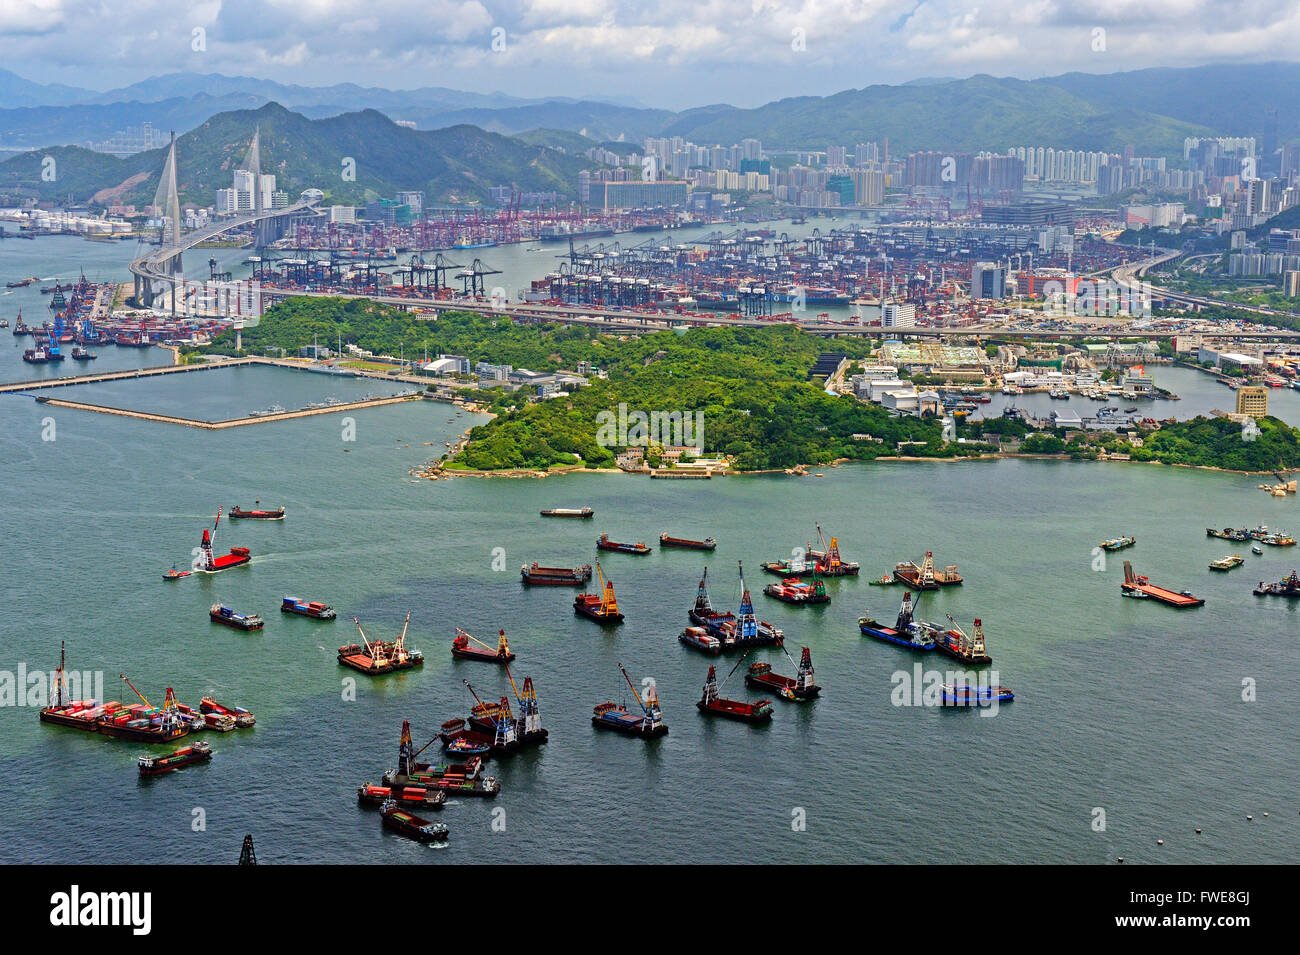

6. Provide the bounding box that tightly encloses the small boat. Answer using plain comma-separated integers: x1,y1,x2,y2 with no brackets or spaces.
442,733,492,757
540,507,593,518
696,662,772,723
138,740,213,776
1100,536,1136,551
70,346,96,360
744,647,820,701
940,683,1015,707
1209,555,1243,571
281,596,336,619
451,628,515,663
209,604,264,631
867,574,895,586
574,560,624,625
357,783,447,811
1253,570,1300,597
590,663,668,738
162,566,191,582
1252,543,1265,555
678,626,722,655
520,562,591,586
380,798,448,842
659,532,717,551
229,504,285,520
596,534,651,555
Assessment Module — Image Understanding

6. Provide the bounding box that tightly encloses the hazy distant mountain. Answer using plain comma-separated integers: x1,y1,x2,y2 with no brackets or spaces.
0,68,94,108
0,102,592,205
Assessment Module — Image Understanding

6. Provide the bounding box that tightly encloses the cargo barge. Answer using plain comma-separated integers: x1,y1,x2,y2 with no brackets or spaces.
1100,536,1136,551
1209,555,1244,571
380,800,448,843
697,661,773,723
520,561,592,586
892,551,963,591
358,783,447,811
763,574,830,606
590,663,668,738
691,564,784,648
1253,570,1300,597
941,683,1015,707
451,627,515,663
138,741,213,776
209,604,264,631
1121,561,1205,607
281,596,336,619
384,723,501,795
199,697,256,728
574,560,624,624
659,532,717,551
39,649,200,742
540,507,593,518
687,567,736,630
191,507,252,574
679,626,722,654
596,533,651,555
859,593,936,651
745,646,820,701
464,667,549,748
761,525,859,577
229,504,284,520
338,612,424,674
932,615,992,664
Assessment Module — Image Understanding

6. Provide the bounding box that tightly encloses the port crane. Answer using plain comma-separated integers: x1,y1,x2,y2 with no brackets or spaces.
462,678,517,748
119,673,184,734
617,662,663,729
503,662,542,739
351,611,413,667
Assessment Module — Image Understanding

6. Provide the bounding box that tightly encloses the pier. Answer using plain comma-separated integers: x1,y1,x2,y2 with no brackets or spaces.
0,358,262,394
34,392,419,429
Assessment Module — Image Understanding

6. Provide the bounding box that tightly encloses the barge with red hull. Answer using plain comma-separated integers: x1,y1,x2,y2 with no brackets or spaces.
762,525,860,577
520,561,591,586
337,611,424,674
892,551,963,591
763,573,830,606
541,507,593,518
209,604,264,631
596,533,652,555
701,563,785,649
199,697,255,728
745,646,820,701
591,663,668,738
385,723,502,795
1120,561,1204,607
380,800,448,842
229,504,284,520
358,783,447,810
138,741,213,776
451,628,515,663
659,532,717,551
679,626,723,654
281,596,335,619
40,650,201,743
574,560,624,624
933,616,992,665
189,507,251,574
697,661,773,723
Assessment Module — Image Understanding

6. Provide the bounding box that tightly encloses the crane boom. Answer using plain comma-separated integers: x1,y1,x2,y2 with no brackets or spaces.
119,673,150,707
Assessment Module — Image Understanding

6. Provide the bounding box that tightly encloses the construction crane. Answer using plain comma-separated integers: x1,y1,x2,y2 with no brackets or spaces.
617,662,662,726
462,678,516,748
503,662,542,738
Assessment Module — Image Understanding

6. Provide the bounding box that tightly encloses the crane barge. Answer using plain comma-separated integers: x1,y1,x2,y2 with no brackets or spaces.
591,662,668,738
746,645,820,700
574,559,624,624
337,611,424,674
188,506,252,574
451,627,515,663
697,651,773,723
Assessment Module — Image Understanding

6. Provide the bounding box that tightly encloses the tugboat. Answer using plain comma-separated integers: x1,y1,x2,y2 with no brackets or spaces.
573,560,624,625
436,720,494,756
199,697,255,728
940,683,1015,707
138,740,213,776
596,533,652,555
380,798,448,843
763,572,830,606
1100,536,1136,551
358,783,446,811
209,604,264,631
337,612,424,674
859,593,937,651
162,566,191,582
868,573,895,586
451,628,515,663
678,626,722,654
520,561,592,586
745,646,820,701
932,615,992,665
892,551,963,590
70,346,96,360
281,596,336,619
540,507,593,518
696,657,773,723
229,502,285,520
591,663,668,738
1209,555,1244,571
659,532,717,551
190,507,252,574
1253,570,1300,597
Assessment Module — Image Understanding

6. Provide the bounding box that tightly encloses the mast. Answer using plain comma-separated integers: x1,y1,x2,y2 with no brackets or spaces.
53,641,67,708
695,566,712,612
398,719,414,776
895,591,914,631
919,550,936,589
736,561,757,642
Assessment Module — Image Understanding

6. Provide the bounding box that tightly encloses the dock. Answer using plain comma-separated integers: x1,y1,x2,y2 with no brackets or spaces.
33,392,419,429
0,358,262,394
1121,561,1204,607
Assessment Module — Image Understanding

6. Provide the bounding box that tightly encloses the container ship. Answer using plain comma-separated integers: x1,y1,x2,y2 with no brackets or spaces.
659,532,717,551
190,507,251,574
574,560,624,624
696,661,773,723
380,800,448,843
521,561,592,586
745,646,820,701
596,533,651,555
540,507,593,518
859,593,937,651
281,596,336,619
941,683,1015,707
1253,570,1300,597
229,503,284,520
763,574,830,606
138,741,213,776
39,649,201,742
199,697,256,728
1120,561,1205,607
932,615,992,664
591,663,668,738
337,611,425,674
451,627,515,663
209,604,264,631
892,551,963,591
357,783,447,811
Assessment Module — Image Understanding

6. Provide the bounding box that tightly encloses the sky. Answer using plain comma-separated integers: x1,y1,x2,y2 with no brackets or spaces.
2,0,1300,107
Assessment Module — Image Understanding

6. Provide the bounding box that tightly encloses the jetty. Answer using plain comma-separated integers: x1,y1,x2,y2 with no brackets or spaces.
34,392,418,429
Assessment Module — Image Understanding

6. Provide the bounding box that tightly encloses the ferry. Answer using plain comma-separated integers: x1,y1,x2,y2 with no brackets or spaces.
573,560,624,624
1253,570,1300,597
590,663,668,738
357,783,447,811
138,741,213,776
932,616,992,665
540,507,593,519
859,593,936,651
337,612,424,674
1100,536,1136,551
520,561,592,586
892,551,963,590
596,534,652,555
763,575,830,605
696,663,772,723
230,504,285,520
659,532,717,551
1209,555,1243,571
380,799,448,843
678,626,722,654
940,683,1015,707
744,647,820,701
451,628,514,663
209,604,264,631
281,596,335,619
